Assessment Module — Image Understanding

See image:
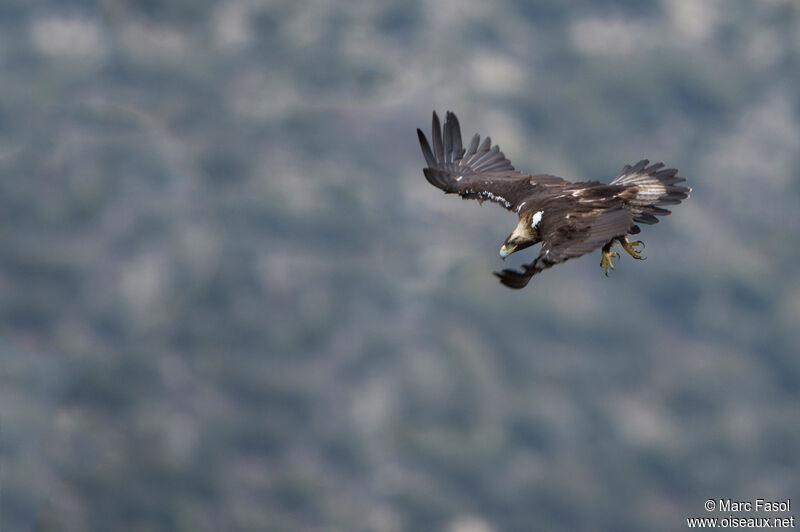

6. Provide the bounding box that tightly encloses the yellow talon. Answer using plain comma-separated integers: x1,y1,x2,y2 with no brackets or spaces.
600,250,618,276
621,239,645,260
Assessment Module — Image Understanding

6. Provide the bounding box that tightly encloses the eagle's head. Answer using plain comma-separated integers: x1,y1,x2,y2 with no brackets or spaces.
500,210,543,259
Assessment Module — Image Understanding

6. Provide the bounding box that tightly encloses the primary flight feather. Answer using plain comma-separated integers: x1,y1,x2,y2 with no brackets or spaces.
417,111,691,289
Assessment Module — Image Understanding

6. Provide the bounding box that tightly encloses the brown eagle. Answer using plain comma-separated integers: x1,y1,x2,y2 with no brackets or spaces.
417,111,691,289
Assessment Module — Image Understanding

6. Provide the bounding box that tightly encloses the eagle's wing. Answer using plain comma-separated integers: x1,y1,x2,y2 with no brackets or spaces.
417,111,564,211
495,198,634,289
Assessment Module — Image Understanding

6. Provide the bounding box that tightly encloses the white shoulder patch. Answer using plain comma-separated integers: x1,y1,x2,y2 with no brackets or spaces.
531,210,544,228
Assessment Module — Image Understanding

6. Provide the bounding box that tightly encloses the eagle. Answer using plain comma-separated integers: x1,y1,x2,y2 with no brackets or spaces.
417,111,691,289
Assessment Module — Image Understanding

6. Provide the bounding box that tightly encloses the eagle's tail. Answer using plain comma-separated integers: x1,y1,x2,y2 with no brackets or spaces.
611,159,691,224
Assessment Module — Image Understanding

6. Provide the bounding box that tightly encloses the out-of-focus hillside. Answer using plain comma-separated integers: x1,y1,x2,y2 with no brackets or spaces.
1,1,799,531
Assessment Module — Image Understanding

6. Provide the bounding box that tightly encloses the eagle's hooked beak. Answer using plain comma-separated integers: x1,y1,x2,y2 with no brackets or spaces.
500,244,515,260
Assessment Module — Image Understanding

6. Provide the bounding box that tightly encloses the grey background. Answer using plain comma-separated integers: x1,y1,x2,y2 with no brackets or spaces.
1,0,799,530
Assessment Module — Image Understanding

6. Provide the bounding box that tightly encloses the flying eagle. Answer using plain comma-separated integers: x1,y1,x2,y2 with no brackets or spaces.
417,111,691,289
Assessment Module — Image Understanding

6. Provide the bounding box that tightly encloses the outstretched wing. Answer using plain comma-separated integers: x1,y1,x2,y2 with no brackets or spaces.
494,198,634,289
417,111,564,211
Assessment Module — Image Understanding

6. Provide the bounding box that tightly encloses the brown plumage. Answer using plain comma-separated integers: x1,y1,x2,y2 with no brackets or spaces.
417,111,691,289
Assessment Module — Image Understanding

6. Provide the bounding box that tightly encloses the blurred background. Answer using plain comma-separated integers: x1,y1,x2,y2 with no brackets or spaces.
1,0,799,530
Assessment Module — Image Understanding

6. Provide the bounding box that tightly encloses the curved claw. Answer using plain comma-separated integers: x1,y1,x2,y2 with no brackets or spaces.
600,250,618,276
621,240,646,260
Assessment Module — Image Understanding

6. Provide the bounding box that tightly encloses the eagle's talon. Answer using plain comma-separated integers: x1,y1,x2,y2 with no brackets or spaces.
621,239,646,260
600,250,618,276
